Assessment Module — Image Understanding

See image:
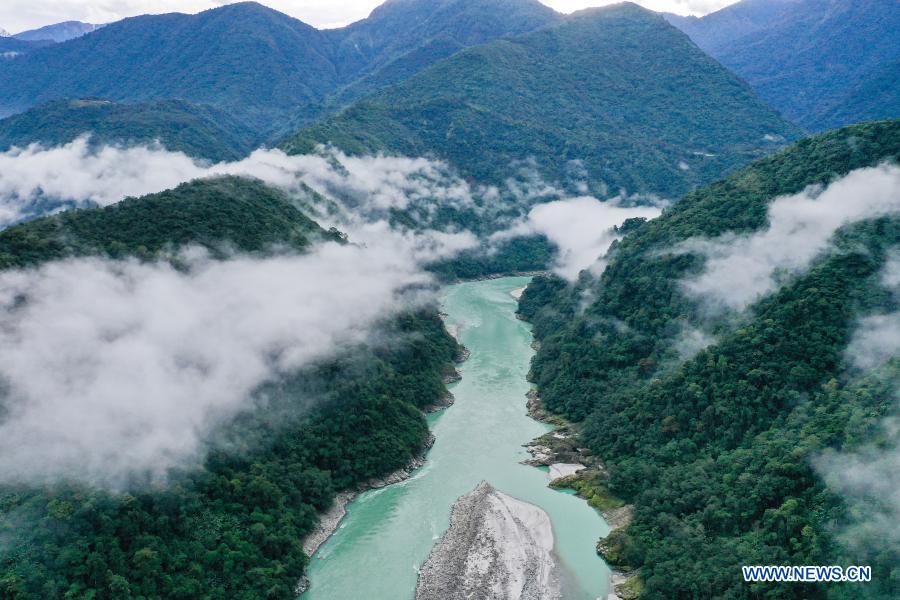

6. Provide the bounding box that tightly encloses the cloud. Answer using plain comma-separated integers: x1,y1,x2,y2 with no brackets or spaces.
672,324,716,360
493,196,662,280
678,164,900,312
815,412,900,555
847,314,900,371
0,137,483,228
846,251,900,370
0,138,208,223
0,124,488,489
0,238,454,488
0,135,486,489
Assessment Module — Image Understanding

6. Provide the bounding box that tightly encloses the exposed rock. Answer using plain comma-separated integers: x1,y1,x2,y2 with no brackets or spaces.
416,482,562,600
524,388,564,426
547,463,585,482
423,391,456,413
602,505,634,531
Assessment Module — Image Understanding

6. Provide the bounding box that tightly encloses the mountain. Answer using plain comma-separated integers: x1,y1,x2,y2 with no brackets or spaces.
13,21,103,43
283,3,801,199
0,37,52,57
665,0,900,131
0,0,560,133
321,0,559,110
0,28,9,37
0,3,338,129
0,175,459,597
519,119,900,598
0,98,259,161
0,176,339,268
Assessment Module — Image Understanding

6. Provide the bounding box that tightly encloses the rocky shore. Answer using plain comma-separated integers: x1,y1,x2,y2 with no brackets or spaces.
416,482,562,600
449,271,550,285
522,388,640,600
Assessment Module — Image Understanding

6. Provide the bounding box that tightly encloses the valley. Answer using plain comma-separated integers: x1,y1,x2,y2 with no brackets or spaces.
0,1,896,599
303,277,609,599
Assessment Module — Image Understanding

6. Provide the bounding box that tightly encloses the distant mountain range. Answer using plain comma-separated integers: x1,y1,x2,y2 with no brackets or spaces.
0,0,557,132
0,0,893,194
12,21,103,43
283,3,800,198
0,99,259,161
666,0,899,131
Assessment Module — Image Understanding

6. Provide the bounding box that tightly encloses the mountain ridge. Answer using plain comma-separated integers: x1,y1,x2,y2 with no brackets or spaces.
13,21,102,43
0,0,560,132
283,2,801,198
665,0,900,130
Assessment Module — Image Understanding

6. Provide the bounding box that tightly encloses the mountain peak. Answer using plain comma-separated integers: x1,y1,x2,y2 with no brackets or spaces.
13,21,102,43
0,28,10,37
567,1,659,21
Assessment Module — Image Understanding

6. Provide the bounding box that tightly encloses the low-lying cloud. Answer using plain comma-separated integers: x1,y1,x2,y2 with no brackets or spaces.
0,137,482,228
678,164,900,311
847,251,900,370
815,410,900,555
0,229,470,488
493,196,662,280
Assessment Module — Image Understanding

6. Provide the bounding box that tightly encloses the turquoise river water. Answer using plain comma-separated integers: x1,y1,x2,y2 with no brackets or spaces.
304,277,610,599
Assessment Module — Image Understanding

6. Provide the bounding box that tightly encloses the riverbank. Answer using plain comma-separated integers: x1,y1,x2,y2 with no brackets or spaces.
448,270,550,285
416,481,561,600
522,388,638,600
300,433,437,564
300,277,609,599
299,316,470,586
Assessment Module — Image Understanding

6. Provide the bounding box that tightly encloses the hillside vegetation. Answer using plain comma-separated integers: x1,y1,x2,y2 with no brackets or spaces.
667,0,900,131
0,176,342,268
0,99,259,161
519,120,900,598
0,0,558,133
0,175,459,598
283,3,800,199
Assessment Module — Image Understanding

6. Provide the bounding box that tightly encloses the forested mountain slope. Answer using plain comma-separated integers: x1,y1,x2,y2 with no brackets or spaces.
320,0,559,111
0,176,460,597
0,0,559,133
666,0,900,131
283,3,801,199
0,99,259,161
519,119,900,598
0,176,340,268
0,37,51,56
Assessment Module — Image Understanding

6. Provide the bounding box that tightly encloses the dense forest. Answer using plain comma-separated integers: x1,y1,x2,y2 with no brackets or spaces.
667,0,900,131
282,3,799,199
0,99,259,162
0,176,343,268
519,120,900,598
0,0,558,133
0,176,461,598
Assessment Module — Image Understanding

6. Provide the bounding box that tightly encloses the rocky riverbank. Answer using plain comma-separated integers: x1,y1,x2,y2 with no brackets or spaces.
522,388,640,600
416,482,562,600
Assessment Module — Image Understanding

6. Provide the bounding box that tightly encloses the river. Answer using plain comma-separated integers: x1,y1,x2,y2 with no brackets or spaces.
303,277,610,599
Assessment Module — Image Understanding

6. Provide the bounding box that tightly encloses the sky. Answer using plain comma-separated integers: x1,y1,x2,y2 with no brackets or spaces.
1,0,740,34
